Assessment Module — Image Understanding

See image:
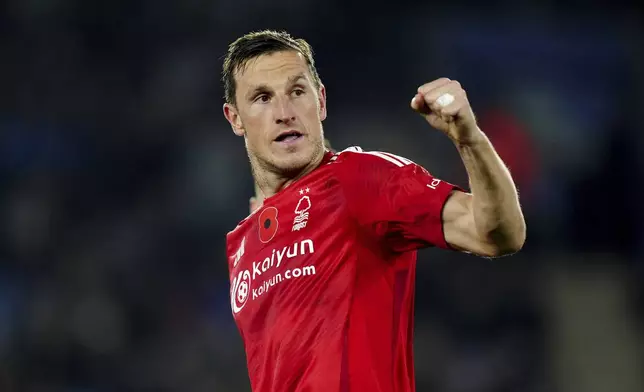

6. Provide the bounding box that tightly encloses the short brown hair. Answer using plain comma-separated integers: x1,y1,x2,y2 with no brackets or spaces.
222,30,322,105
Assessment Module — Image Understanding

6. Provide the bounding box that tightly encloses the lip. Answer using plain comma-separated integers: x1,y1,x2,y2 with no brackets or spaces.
273,130,304,142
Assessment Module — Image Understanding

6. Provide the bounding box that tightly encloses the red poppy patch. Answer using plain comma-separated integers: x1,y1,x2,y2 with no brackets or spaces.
258,207,279,243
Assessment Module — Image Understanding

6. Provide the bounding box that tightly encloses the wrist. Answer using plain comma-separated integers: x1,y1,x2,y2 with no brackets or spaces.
453,127,487,147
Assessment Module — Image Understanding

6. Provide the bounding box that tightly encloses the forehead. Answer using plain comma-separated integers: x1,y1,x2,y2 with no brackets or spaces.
235,51,312,90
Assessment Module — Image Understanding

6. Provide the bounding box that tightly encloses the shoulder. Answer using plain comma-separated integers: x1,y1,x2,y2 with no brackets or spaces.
226,215,254,274
330,146,429,184
328,146,432,201
226,210,256,256
227,209,256,237
330,146,418,170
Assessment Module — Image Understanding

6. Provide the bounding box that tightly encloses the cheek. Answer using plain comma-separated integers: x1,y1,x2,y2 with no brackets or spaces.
243,110,270,142
247,129,269,149
298,99,320,119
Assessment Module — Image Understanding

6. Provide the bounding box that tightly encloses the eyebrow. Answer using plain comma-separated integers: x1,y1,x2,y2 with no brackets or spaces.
245,73,307,101
287,73,306,85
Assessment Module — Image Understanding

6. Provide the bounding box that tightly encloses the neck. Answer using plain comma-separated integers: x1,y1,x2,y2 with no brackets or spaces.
253,151,325,201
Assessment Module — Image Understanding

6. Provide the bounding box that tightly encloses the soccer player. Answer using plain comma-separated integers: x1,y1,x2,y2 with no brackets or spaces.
222,30,526,392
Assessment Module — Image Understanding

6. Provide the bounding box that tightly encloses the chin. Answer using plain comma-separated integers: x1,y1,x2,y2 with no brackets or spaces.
275,148,318,173
276,155,312,173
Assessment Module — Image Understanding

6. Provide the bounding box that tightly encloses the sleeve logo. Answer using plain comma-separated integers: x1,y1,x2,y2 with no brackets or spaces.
427,178,441,190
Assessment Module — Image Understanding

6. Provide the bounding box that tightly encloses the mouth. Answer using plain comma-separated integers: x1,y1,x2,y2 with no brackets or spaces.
274,131,303,143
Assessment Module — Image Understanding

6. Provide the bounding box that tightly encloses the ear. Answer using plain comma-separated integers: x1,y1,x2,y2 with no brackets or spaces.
318,84,327,121
223,103,245,136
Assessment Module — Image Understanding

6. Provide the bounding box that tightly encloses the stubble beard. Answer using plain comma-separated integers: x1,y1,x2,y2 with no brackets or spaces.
247,136,325,183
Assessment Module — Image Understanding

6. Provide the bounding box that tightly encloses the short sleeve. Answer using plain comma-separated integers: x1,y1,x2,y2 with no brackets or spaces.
336,149,462,252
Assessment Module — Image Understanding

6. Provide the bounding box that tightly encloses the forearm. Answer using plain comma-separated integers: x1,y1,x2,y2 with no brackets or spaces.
455,129,526,251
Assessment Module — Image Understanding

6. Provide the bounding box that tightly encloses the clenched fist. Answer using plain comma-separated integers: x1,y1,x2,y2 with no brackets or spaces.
411,78,482,145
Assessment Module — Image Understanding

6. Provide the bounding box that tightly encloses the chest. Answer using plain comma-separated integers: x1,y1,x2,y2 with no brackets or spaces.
228,174,351,324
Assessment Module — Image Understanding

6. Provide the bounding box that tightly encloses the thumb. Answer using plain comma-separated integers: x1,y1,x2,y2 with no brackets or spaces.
410,93,431,115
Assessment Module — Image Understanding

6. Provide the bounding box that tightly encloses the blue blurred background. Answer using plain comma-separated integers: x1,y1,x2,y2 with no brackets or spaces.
1,1,644,391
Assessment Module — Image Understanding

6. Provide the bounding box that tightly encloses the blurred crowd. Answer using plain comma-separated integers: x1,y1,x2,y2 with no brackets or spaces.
1,1,643,391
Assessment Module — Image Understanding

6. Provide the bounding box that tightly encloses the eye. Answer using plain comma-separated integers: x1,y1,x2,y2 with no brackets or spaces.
255,94,270,103
292,88,305,97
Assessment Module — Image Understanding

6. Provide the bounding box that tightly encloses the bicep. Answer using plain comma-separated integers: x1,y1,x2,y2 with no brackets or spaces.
442,190,499,257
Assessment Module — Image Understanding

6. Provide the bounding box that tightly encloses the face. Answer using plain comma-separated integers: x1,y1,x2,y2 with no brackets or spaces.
223,51,327,176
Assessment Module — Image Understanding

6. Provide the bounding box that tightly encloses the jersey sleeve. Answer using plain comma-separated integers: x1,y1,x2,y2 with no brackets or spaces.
337,148,463,252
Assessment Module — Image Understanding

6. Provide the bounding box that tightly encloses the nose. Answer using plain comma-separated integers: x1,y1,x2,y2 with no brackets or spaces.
275,97,296,125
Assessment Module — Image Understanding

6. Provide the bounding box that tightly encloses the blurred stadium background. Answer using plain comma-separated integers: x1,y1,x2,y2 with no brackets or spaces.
1,0,644,391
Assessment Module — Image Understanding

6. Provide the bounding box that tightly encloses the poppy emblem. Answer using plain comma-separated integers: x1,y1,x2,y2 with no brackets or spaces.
258,207,279,243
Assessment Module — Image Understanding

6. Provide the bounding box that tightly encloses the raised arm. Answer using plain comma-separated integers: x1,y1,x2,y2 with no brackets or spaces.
411,78,526,257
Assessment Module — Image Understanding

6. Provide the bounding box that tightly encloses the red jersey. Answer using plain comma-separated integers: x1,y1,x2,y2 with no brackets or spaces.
226,147,459,392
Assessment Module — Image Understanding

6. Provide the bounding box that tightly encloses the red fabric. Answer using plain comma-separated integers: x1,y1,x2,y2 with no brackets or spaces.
227,148,458,392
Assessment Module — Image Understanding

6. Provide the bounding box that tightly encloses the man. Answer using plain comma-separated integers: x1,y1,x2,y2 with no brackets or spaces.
222,30,525,392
